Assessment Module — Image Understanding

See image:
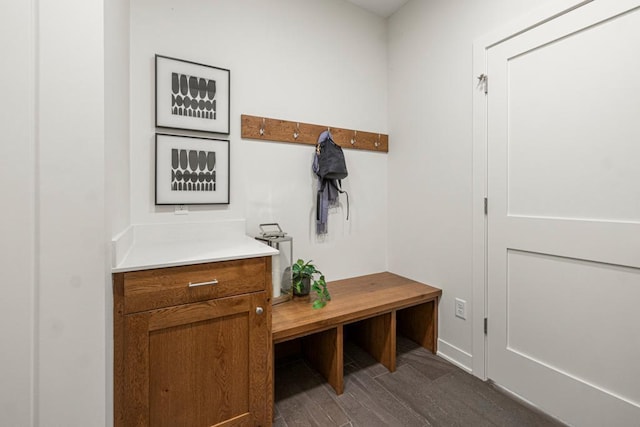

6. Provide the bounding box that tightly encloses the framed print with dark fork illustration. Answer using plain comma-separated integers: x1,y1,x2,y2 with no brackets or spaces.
155,133,230,205
155,55,230,134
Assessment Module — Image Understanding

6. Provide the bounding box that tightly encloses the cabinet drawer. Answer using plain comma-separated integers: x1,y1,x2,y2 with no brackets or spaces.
122,257,267,313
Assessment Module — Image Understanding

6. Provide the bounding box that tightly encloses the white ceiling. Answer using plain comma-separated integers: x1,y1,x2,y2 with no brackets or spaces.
346,0,409,18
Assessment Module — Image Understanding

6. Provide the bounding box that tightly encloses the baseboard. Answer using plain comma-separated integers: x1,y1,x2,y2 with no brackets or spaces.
437,339,473,373
490,381,569,426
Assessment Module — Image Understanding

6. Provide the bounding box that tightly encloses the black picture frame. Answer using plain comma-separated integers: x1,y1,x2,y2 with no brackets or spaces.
155,133,230,205
155,54,230,134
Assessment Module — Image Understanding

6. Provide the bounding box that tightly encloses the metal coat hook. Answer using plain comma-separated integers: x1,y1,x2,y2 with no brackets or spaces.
293,122,300,140
351,130,357,145
477,74,488,94
374,134,381,148
259,118,266,136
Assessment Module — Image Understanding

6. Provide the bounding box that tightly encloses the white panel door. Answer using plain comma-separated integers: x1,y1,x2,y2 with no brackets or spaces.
487,2,640,425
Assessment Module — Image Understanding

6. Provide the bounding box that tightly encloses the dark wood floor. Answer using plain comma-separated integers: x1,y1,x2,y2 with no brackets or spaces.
274,336,564,427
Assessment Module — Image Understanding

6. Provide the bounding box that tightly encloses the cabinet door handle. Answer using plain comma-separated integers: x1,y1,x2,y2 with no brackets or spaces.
188,279,219,288
255,307,264,315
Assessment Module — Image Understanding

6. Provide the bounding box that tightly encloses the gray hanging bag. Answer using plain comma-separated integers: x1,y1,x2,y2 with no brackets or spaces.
315,131,349,221
317,133,348,181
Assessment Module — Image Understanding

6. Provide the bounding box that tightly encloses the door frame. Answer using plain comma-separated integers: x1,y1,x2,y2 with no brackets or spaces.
471,0,594,380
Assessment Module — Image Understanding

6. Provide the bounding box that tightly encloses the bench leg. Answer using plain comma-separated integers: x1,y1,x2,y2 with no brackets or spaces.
349,311,396,373
302,326,344,395
397,299,438,353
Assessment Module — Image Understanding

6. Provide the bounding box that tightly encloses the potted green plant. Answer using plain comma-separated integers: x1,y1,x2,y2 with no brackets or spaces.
291,259,331,309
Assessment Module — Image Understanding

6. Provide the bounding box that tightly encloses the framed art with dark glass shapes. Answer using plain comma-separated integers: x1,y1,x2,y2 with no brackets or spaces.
155,133,230,205
155,54,230,134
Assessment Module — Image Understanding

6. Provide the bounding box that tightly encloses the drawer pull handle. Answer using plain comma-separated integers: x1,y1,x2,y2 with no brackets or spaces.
188,279,219,288
256,307,264,315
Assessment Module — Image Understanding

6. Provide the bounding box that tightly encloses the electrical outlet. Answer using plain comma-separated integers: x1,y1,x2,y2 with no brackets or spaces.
455,298,466,320
174,205,188,215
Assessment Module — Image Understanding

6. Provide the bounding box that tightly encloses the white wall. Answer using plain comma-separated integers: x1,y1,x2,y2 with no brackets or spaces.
387,0,553,370
130,0,389,280
106,0,131,238
1,0,108,425
38,0,107,424
105,0,130,424
0,1,36,424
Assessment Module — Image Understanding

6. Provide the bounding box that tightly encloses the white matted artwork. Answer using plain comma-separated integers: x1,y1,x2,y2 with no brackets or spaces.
155,133,230,205
155,54,230,134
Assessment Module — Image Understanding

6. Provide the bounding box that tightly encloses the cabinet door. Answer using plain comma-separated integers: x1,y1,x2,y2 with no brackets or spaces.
123,292,271,427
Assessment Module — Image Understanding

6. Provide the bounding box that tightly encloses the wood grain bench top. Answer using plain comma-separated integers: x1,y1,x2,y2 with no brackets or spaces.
272,272,441,343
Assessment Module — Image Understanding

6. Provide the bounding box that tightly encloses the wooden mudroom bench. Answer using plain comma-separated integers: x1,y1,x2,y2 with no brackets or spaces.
272,272,442,394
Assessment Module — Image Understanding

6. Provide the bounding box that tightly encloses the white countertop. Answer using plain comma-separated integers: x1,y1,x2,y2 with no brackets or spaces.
111,220,278,273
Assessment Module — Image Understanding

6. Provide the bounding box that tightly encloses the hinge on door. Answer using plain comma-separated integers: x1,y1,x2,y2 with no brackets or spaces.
484,197,488,215
477,74,488,94
484,318,488,335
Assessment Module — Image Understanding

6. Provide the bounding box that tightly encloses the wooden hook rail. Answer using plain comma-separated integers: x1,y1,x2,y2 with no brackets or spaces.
241,114,389,153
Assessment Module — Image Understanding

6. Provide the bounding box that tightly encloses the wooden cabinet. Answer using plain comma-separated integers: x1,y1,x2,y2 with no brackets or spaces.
114,257,273,427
